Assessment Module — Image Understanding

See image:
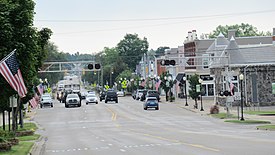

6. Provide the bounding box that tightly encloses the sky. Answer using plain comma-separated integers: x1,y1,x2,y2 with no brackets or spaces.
33,0,275,54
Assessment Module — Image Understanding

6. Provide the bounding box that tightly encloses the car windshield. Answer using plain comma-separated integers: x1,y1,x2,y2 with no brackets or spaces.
148,91,158,94
87,94,96,97
67,94,78,98
42,96,51,100
107,92,116,95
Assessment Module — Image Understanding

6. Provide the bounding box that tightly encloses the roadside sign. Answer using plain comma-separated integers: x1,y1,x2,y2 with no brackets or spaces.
196,85,201,93
234,92,241,101
122,80,127,88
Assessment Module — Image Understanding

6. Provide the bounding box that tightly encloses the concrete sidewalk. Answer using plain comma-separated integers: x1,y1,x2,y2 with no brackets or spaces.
161,96,275,124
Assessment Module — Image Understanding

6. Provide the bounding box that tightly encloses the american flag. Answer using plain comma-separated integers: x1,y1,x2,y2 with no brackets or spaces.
155,79,161,91
140,79,146,87
230,82,235,96
0,51,27,98
29,97,38,108
37,84,44,95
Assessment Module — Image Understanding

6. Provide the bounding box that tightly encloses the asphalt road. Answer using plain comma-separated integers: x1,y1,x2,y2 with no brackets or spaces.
33,96,275,155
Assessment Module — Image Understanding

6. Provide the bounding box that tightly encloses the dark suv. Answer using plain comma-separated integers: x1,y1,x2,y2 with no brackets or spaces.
105,91,118,103
146,90,160,101
99,91,106,101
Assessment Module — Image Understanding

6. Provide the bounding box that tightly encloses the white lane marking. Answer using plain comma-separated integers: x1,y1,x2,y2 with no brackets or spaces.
82,126,86,129
84,148,88,150
120,149,126,152
101,139,105,142
108,143,113,146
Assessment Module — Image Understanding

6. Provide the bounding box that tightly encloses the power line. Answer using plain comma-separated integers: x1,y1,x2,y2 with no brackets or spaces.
35,9,275,23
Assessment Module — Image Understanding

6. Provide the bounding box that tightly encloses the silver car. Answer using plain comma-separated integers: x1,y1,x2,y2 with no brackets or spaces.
65,93,81,108
86,94,98,105
40,94,53,108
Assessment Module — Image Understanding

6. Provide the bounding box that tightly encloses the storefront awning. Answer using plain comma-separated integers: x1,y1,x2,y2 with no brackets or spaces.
175,73,185,83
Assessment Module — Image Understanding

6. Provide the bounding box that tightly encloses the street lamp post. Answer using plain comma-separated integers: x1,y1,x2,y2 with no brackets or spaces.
183,76,188,106
199,78,204,111
168,76,173,102
239,73,245,121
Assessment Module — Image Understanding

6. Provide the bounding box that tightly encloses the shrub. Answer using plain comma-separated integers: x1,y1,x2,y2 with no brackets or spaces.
210,105,219,114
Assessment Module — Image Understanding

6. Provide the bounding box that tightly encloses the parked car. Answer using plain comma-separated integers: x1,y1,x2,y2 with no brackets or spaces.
143,97,159,110
86,93,98,105
105,91,118,103
65,93,81,108
140,89,148,101
117,91,125,97
99,91,106,101
40,93,53,108
135,89,144,100
132,90,136,99
80,91,88,99
146,90,160,101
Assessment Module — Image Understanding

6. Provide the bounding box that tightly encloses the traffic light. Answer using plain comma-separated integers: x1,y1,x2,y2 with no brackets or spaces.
87,63,101,70
219,90,233,96
88,64,93,69
160,60,176,66
95,64,101,69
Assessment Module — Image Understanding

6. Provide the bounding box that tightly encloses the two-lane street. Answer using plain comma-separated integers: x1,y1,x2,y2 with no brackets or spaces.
33,96,275,155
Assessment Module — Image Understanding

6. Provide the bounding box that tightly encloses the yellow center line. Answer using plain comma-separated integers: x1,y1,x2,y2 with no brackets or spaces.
129,129,220,152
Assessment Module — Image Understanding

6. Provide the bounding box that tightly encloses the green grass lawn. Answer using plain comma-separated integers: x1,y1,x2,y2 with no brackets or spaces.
256,125,275,131
0,122,37,132
0,123,39,154
0,141,34,155
18,134,40,141
244,111,275,115
225,119,271,124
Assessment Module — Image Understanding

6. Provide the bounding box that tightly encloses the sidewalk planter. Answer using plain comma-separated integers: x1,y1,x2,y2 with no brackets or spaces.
0,142,12,152
210,105,219,114
169,96,175,102
15,130,34,137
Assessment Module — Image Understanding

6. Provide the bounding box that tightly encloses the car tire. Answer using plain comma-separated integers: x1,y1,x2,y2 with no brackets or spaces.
100,99,102,101
156,107,159,110
65,104,68,108
96,102,98,104
86,102,88,105
105,100,107,103
144,107,147,110
78,103,81,107
116,100,118,103
51,104,53,107
40,104,43,108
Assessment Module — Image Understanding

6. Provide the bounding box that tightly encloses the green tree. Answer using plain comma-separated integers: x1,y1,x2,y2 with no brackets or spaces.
188,74,200,109
0,0,52,131
209,23,271,38
155,46,169,57
160,71,174,101
117,34,149,71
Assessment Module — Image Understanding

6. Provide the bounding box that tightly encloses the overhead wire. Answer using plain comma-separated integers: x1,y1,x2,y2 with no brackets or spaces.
34,9,275,35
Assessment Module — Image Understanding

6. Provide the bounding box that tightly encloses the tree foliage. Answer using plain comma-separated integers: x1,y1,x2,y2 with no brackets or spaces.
155,46,169,57
209,23,271,38
188,74,200,108
0,0,52,110
117,34,149,71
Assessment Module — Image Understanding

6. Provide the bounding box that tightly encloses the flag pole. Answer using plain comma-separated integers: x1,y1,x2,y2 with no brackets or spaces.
0,49,17,64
